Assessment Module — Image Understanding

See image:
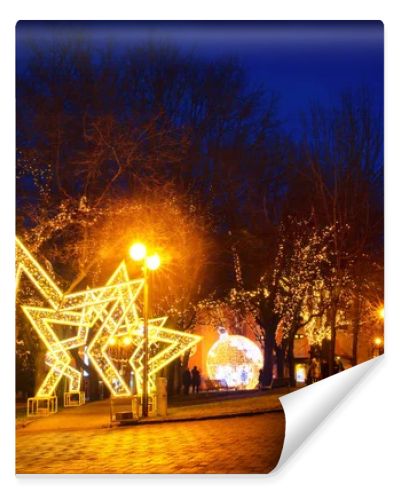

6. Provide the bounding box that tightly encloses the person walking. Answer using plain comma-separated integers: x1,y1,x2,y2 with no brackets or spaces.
191,366,201,394
258,368,264,390
182,367,192,395
307,357,321,384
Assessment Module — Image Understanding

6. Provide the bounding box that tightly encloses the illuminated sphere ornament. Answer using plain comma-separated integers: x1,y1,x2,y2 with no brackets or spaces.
206,328,263,390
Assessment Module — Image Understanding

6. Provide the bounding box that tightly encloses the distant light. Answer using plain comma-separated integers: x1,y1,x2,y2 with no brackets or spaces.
378,307,384,320
217,326,228,339
146,254,161,270
295,364,306,383
129,242,147,261
123,336,132,346
108,337,117,346
374,337,383,346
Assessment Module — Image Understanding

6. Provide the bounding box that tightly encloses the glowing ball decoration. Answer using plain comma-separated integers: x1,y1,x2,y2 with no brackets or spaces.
206,328,263,389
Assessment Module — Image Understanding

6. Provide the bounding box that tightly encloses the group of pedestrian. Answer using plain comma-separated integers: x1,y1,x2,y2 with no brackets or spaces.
182,365,201,395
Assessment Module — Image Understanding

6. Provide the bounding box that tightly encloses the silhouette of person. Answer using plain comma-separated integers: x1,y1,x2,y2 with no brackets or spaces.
182,367,192,395
258,368,264,390
191,366,201,393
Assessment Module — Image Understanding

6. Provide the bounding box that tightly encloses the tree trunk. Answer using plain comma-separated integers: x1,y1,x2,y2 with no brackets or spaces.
328,302,338,375
287,331,296,387
167,362,175,396
287,305,302,387
275,345,285,379
182,350,190,370
259,294,281,387
167,358,183,396
351,293,362,366
263,327,275,386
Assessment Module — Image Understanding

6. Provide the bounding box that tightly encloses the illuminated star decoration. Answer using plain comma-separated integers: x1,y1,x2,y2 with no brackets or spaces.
16,237,202,399
16,237,83,397
127,320,202,395
16,237,143,398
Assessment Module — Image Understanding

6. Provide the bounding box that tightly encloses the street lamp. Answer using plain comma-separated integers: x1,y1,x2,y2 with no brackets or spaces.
373,336,383,357
129,242,147,262
129,242,161,417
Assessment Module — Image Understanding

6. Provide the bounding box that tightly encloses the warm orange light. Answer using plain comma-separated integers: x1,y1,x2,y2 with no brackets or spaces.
374,337,383,346
123,336,132,346
108,337,117,346
378,306,384,320
129,242,147,261
146,254,161,271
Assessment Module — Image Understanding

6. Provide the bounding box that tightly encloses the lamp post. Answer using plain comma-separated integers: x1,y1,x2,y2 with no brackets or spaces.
129,242,160,417
142,263,149,417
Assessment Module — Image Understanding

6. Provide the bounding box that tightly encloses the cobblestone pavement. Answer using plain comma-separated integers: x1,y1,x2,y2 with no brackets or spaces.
16,413,285,474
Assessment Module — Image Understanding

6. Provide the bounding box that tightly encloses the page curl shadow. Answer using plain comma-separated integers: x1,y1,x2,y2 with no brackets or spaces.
272,356,383,474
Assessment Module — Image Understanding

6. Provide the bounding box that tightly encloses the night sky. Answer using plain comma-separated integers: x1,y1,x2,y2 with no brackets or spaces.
16,20,383,134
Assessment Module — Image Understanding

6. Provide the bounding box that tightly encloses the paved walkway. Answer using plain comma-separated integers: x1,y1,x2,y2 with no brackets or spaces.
17,389,288,433
16,413,285,474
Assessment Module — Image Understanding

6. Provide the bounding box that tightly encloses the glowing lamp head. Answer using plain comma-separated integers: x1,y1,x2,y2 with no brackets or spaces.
374,337,382,346
129,242,147,261
108,337,117,346
123,336,132,346
146,254,161,271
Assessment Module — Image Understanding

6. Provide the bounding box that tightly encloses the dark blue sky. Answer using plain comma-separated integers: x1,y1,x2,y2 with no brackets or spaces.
16,21,383,134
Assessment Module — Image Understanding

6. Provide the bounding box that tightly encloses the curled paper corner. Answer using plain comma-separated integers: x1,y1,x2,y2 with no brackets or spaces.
273,356,384,473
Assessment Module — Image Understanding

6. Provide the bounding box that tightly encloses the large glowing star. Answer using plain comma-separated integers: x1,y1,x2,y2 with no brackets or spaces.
16,237,202,399
206,328,263,390
16,237,143,398
126,319,202,395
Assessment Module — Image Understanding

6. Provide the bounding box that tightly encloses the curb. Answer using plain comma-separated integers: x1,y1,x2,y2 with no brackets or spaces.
122,407,284,426
16,406,284,433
